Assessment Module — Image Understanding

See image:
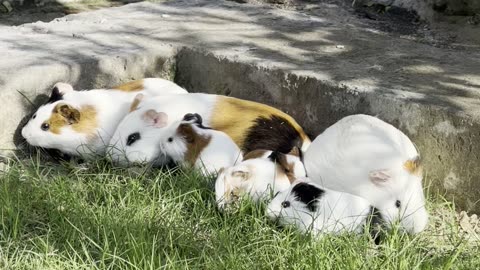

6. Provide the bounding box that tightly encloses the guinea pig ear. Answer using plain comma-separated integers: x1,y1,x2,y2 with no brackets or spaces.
129,93,144,112
182,113,203,125
369,170,392,186
142,109,168,128
268,151,290,171
54,82,74,94
57,104,80,124
47,83,73,103
231,166,250,181
288,146,301,157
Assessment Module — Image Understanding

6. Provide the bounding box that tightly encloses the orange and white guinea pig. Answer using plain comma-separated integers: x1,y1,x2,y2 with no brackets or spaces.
21,78,187,158
108,93,311,166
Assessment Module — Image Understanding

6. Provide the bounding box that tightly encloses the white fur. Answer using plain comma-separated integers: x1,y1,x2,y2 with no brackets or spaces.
108,93,216,166
266,179,372,235
214,152,306,208
303,114,428,234
159,120,243,176
21,78,187,157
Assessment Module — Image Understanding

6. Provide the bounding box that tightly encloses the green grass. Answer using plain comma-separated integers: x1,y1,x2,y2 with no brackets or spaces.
0,156,478,270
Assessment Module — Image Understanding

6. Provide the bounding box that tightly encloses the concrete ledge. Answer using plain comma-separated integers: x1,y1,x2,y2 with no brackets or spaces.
1,0,479,212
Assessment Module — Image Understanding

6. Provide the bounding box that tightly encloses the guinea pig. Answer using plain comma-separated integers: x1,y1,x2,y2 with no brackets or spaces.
303,114,428,234
159,113,243,176
108,92,310,166
21,78,187,158
214,148,306,208
267,179,374,235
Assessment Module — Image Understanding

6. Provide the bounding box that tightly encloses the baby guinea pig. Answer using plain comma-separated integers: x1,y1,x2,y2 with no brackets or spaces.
159,113,243,176
21,78,187,158
303,114,428,234
214,148,306,208
267,179,374,236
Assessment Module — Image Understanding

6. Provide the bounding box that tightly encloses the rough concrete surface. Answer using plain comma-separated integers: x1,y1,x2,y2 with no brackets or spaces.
0,0,479,212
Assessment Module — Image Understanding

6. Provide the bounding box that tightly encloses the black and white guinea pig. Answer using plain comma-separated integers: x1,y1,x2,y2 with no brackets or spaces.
159,113,243,176
108,93,311,166
267,179,375,236
214,148,306,208
21,78,187,157
303,114,428,234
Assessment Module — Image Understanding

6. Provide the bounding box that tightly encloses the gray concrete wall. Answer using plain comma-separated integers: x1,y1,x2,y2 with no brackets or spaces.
1,0,479,212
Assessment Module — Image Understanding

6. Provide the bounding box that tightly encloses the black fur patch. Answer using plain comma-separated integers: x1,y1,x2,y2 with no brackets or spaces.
243,115,302,154
291,182,324,212
46,86,64,103
182,113,211,129
268,151,280,163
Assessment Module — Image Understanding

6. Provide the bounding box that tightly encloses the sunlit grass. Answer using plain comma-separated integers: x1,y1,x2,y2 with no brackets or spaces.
0,157,478,269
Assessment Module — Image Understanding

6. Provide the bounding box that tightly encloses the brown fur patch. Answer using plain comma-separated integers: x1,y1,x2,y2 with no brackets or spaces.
46,104,97,137
242,149,270,161
403,156,422,176
129,97,142,112
178,124,212,166
113,79,144,92
210,96,310,152
273,153,297,183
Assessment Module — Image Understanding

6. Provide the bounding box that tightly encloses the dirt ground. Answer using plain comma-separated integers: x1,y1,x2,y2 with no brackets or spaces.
1,0,478,50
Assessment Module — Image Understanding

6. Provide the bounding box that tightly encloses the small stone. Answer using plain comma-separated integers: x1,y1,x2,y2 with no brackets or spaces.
459,211,474,233
471,214,478,222
336,45,345,49
1,0,13,13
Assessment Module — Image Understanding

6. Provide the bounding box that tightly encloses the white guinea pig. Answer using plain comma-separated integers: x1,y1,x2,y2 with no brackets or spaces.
21,78,187,158
158,113,243,176
267,179,374,236
108,93,310,166
303,114,428,234
214,148,306,208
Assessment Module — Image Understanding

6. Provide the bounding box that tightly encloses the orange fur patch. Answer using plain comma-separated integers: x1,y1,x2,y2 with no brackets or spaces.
46,104,97,137
113,79,144,92
210,96,309,150
273,152,297,183
129,97,142,112
403,157,422,176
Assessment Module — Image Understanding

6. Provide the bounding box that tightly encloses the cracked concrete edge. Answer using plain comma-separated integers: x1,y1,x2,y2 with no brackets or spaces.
174,47,480,213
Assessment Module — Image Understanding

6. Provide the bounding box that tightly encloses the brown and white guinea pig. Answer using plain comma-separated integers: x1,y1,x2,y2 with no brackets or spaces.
21,78,187,158
108,93,311,166
267,179,375,236
158,113,243,176
214,148,306,209
303,114,429,234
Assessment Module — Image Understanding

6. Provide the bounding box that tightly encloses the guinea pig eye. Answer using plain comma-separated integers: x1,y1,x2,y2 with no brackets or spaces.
126,132,141,146
41,123,50,131
167,137,173,143
281,201,291,208
395,200,401,208
32,114,37,119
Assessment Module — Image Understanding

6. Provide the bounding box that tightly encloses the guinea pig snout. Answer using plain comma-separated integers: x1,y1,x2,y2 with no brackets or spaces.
21,126,30,139
21,126,35,144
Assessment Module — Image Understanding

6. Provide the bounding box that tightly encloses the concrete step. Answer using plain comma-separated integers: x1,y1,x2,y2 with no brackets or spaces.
1,0,479,212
